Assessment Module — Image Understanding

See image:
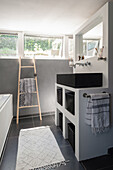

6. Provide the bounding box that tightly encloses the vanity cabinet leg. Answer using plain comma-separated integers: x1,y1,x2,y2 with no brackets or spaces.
63,115,68,139
55,108,59,126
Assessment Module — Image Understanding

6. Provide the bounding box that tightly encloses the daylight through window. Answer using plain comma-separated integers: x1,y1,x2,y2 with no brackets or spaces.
24,35,63,58
68,36,73,59
0,33,18,57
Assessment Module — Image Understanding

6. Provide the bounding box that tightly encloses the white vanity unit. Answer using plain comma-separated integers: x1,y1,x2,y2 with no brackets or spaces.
0,94,13,158
55,84,110,161
55,2,113,161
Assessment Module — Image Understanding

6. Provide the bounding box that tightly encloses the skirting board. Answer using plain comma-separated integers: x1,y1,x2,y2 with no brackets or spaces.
13,111,55,119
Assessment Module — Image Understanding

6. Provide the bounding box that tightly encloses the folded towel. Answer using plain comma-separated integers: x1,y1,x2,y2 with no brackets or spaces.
24,93,32,106
19,79,25,106
19,94,25,107
20,79,24,93
85,93,110,134
24,78,35,93
19,78,36,106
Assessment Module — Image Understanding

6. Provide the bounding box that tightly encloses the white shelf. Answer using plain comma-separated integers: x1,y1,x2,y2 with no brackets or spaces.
55,83,109,161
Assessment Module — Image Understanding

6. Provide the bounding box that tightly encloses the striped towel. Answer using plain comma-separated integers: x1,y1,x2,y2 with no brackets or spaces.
85,93,110,134
20,78,36,106
24,78,35,106
19,79,25,106
24,78,35,93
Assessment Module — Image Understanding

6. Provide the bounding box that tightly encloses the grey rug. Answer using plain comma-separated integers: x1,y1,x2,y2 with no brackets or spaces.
16,126,66,170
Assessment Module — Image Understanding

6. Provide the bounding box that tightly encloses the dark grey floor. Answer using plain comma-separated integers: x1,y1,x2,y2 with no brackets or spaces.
0,115,84,170
81,155,113,170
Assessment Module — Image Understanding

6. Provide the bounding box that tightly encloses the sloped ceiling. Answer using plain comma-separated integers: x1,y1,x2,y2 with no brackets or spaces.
0,0,110,35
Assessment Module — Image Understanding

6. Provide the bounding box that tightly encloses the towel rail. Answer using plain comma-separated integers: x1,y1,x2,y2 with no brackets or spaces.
83,93,91,98
83,92,110,98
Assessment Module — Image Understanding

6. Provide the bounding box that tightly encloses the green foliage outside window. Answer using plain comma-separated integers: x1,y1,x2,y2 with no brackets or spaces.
24,36,62,57
24,38,53,51
0,34,18,56
0,33,63,57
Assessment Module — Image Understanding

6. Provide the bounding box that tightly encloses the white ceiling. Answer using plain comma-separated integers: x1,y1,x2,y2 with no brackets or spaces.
83,22,103,39
0,0,110,35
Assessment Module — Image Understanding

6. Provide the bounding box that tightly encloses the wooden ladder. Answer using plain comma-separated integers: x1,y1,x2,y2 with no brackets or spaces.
16,56,42,124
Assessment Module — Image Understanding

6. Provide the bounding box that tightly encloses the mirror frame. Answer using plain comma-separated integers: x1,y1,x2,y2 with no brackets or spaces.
73,3,108,62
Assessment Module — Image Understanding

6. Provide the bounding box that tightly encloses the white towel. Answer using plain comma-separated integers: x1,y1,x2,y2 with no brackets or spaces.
85,93,110,134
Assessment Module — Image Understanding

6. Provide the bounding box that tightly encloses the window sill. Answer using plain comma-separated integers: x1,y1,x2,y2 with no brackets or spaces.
0,56,68,60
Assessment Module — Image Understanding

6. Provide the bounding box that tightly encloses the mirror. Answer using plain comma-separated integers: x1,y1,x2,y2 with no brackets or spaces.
83,22,103,59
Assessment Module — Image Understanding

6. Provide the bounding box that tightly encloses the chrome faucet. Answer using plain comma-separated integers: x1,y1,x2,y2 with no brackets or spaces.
74,63,84,68
74,61,91,68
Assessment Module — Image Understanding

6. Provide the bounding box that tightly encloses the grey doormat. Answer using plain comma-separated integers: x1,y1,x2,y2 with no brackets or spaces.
16,126,67,170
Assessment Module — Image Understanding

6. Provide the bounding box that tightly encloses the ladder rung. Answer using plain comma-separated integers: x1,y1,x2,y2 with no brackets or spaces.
19,92,37,95
19,79,36,83
21,66,34,68
19,105,39,109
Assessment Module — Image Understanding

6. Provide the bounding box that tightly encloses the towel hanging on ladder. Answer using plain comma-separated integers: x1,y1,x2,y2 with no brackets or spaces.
85,93,110,134
19,78,36,106
16,56,42,124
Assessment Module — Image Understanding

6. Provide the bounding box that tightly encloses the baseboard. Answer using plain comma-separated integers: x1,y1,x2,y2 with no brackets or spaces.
13,111,55,119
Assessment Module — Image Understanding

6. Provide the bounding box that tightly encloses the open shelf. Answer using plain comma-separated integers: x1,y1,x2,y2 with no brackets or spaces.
65,90,75,115
68,122,75,152
59,112,63,132
57,87,63,106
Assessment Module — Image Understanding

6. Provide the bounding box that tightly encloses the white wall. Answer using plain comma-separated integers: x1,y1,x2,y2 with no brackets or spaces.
72,2,113,160
79,88,113,160
73,3,108,88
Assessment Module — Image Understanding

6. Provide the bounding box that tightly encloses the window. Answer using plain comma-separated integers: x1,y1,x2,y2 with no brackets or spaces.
0,33,18,57
68,36,73,59
24,35,63,58
83,39,100,58
83,22,103,59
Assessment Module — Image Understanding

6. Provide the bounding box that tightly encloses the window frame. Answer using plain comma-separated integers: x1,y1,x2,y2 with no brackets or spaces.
0,32,70,60
83,38,101,59
0,32,18,58
24,34,64,59
68,35,74,59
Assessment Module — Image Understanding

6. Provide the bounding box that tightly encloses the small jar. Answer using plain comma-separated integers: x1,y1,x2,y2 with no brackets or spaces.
82,55,84,60
78,55,81,61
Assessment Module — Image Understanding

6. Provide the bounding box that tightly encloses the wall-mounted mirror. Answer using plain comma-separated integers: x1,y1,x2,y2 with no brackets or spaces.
83,22,103,59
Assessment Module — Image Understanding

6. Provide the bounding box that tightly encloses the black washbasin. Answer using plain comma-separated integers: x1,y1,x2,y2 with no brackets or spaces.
57,73,102,88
